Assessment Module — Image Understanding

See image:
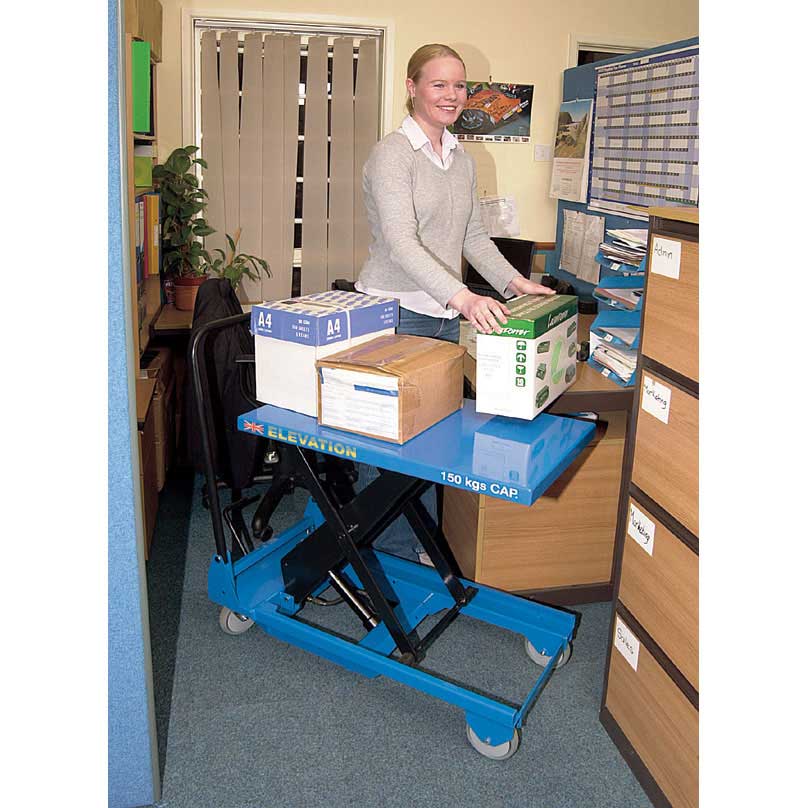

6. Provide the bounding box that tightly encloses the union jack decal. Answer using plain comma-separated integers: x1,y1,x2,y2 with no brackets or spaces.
242,420,265,435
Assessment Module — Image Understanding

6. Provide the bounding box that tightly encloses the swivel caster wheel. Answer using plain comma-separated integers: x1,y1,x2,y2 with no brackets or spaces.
218,607,254,635
525,639,572,669
466,724,521,760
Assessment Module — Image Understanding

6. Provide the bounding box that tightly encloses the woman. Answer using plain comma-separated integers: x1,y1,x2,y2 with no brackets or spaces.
355,43,556,562
356,42,555,341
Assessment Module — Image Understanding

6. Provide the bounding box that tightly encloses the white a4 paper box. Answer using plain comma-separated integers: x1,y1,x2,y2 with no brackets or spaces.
251,290,398,416
475,295,578,419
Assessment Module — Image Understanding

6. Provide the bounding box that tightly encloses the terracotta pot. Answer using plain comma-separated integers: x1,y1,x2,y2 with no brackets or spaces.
174,275,206,311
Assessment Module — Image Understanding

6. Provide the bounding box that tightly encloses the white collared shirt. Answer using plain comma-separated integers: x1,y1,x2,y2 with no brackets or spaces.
356,117,463,318
399,115,460,170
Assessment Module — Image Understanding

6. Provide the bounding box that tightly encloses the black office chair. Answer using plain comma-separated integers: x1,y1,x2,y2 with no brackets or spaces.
187,279,357,562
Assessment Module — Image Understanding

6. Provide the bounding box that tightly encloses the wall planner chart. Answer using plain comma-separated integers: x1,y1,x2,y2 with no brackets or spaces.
589,45,699,220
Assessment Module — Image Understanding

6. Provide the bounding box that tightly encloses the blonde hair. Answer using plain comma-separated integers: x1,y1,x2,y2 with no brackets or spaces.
406,44,466,115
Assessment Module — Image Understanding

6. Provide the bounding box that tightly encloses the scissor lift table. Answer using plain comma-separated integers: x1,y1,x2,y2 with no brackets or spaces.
193,321,595,759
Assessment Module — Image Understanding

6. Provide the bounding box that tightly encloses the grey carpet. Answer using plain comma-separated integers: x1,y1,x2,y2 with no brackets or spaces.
152,478,651,808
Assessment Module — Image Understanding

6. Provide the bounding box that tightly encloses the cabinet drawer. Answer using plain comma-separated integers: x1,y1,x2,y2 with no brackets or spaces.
619,497,698,688
633,371,698,535
643,235,699,381
606,615,698,808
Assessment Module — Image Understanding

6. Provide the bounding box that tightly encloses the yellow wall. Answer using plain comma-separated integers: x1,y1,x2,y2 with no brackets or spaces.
156,0,697,240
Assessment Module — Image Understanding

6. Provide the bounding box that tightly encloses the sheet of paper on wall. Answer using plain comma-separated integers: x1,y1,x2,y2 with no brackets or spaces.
559,209,604,284
479,195,520,237
588,46,699,219
549,99,593,203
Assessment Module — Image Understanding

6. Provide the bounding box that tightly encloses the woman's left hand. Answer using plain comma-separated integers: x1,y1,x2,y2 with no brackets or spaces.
507,275,556,296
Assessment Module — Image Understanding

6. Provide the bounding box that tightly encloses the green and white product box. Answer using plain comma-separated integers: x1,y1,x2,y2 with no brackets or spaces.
475,294,578,419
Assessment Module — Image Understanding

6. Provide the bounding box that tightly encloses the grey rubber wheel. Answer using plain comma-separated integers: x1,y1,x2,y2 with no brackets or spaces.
466,724,521,760
525,638,572,668
219,607,254,635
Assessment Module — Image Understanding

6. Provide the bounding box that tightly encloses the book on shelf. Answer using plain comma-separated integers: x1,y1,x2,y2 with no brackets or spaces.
134,192,147,284
144,193,161,276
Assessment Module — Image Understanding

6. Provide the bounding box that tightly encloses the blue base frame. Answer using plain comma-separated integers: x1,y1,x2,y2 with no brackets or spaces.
208,498,576,747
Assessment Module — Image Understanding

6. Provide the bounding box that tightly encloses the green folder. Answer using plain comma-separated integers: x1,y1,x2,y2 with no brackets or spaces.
133,156,152,186
131,40,151,133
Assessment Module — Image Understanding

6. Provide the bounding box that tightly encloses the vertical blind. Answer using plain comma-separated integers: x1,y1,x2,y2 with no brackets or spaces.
196,22,383,302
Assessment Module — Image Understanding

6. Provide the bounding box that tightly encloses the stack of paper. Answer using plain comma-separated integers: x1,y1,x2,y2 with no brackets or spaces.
592,343,637,383
598,325,639,346
594,285,644,310
606,228,647,247
598,228,648,268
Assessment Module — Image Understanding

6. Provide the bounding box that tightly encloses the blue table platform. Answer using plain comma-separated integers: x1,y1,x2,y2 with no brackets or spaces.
237,400,596,506
206,399,597,759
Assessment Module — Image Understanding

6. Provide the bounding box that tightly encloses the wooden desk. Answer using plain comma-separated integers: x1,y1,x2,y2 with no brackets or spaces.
445,313,635,605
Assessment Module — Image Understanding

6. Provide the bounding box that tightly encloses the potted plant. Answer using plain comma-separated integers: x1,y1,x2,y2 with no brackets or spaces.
204,227,271,292
152,145,216,311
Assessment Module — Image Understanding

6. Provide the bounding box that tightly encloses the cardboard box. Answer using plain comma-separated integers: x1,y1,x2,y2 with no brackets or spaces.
138,0,163,63
475,295,579,420
125,0,163,62
252,290,398,417
316,334,465,444
459,319,478,359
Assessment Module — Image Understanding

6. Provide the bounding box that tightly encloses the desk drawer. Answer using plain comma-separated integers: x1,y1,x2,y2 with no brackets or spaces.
619,497,699,689
605,614,698,808
633,371,698,535
643,235,699,382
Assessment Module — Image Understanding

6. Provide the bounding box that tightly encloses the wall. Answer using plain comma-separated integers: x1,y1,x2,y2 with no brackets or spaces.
156,0,697,241
109,0,159,805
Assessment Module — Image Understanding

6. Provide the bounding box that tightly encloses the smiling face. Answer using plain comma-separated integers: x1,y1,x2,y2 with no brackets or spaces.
406,56,468,135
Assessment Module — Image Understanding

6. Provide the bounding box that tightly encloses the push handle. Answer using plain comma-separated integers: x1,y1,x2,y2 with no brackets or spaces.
189,312,251,559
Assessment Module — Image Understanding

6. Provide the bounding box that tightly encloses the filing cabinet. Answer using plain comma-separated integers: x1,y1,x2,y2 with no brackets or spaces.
605,612,699,808
642,234,699,381
601,208,699,808
619,495,699,689
633,371,699,535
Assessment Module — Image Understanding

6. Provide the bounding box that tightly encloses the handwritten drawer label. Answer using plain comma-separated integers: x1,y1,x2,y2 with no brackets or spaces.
614,615,640,671
651,237,682,280
628,503,655,556
641,374,671,424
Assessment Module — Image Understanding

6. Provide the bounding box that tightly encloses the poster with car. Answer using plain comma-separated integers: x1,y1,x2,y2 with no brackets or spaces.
550,99,593,202
450,82,534,142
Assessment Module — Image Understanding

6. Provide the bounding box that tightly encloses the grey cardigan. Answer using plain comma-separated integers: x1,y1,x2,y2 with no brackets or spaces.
358,132,520,309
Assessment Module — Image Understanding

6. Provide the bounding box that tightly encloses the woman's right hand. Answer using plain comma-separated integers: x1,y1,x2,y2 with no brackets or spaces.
448,288,511,334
